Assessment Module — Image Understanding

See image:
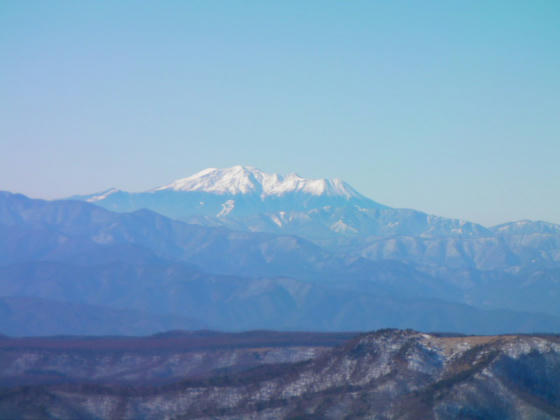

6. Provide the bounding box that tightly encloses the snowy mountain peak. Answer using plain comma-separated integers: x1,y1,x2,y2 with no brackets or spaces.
152,165,363,199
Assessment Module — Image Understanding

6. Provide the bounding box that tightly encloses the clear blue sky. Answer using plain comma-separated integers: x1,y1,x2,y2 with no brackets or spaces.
1,1,559,226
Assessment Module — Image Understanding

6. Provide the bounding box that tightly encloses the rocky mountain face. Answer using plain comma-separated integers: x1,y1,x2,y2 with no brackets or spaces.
1,329,559,419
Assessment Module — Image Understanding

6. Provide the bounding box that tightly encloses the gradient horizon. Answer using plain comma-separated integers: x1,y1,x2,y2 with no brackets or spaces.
1,1,559,226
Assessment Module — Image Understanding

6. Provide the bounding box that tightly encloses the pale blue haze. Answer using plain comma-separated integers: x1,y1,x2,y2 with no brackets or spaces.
1,1,559,225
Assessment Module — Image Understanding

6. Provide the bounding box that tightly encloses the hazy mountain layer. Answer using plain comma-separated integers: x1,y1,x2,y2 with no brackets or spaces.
3,261,560,334
2,191,560,334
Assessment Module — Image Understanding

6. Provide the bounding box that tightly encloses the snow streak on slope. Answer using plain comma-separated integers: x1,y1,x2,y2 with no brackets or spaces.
86,188,120,202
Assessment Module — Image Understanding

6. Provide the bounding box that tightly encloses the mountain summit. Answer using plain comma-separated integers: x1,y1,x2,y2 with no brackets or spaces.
87,165,361,199
152,165,362,199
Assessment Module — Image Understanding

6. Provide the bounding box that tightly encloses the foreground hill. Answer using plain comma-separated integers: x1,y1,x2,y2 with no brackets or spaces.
1,329,559,419
0,330,356,387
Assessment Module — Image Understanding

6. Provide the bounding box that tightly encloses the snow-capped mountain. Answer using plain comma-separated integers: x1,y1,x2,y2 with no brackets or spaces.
83,166,366,201
72,165,489,242
74,165,381,224
151,165,363,199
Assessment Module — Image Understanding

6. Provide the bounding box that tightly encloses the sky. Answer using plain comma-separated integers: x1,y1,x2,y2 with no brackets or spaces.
1,1,559,226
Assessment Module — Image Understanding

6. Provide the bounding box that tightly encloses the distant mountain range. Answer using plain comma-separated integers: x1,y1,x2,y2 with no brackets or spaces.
1,175,560,335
